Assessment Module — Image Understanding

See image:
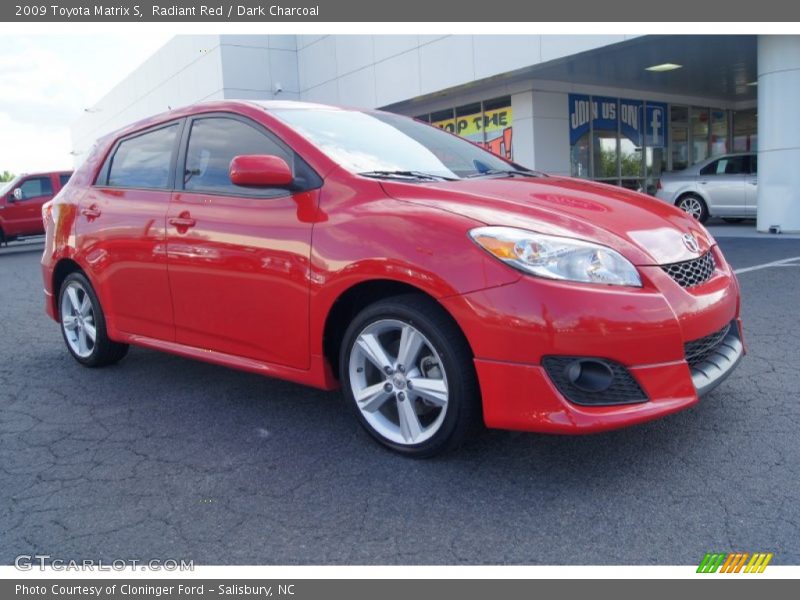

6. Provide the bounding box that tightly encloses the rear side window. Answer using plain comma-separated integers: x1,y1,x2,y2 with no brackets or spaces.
106,124,179,189
183,117,293,195
59,174,71,187
18,177,53,199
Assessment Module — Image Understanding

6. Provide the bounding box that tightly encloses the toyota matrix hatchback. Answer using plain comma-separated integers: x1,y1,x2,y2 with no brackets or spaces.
42,101,744,456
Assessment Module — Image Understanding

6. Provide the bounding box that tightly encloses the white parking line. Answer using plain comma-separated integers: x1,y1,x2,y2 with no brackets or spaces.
734,256,800,274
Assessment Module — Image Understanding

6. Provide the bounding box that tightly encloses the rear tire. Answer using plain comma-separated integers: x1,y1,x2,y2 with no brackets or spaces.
676,194,709,223
59,272,129,367
339,294,480,458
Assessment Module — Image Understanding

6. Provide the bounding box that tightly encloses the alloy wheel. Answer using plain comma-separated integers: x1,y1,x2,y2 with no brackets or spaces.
60,281,97,358
679,196,704,220
348,319,449,446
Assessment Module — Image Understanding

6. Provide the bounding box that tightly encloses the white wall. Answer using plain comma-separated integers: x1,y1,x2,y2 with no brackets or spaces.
71,34,306,165
71,35,225,162
295,35,637,110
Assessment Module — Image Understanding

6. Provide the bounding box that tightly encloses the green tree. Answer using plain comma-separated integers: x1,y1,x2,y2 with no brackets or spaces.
0,170,14,183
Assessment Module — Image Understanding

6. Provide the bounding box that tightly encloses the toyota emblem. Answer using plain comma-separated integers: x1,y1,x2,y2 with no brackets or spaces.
682,233,700,253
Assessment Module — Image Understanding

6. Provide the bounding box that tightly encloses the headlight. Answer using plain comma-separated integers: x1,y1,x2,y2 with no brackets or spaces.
469,226,642,287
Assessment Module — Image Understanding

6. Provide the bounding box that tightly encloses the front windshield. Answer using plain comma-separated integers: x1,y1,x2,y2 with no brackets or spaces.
0,178,18,196
271,108,524,179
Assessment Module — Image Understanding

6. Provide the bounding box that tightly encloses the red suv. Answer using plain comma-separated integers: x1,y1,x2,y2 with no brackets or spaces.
1,171,71,244
41,101,744,456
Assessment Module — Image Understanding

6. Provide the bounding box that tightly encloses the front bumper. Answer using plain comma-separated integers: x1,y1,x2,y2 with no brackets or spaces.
441,246,744,433
687,321,744,397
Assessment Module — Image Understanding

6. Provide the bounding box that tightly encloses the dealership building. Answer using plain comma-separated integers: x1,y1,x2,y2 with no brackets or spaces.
72,34,800,232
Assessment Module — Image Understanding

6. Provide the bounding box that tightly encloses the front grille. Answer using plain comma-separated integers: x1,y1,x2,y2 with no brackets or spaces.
684,323,731,368
542,356,648,406
661,252,716,288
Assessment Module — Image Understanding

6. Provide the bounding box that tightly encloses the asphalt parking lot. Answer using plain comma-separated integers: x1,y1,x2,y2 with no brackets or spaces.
1,235,799,565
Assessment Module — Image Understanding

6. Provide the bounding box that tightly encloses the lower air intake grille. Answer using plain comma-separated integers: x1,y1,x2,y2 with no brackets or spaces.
542,356,648,406
684,323,732,368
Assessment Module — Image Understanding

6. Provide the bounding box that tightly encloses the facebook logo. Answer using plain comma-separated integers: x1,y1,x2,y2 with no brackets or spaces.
645,104,668,148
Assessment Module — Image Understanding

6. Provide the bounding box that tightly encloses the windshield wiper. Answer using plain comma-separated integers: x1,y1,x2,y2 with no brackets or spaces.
465,168,543,179
358,170,457,182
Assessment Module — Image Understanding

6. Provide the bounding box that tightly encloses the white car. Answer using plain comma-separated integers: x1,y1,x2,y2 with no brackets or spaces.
655,153,757,223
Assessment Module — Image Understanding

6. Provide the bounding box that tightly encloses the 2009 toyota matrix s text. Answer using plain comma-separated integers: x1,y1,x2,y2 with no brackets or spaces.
41,101,745,457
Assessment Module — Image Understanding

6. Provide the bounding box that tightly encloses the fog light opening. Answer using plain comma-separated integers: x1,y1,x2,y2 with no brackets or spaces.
564,359,615,393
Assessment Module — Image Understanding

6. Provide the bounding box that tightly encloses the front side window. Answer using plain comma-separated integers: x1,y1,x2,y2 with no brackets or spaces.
18,177,53,199
183,117,292,195
700,155,749,176
106,124,179,189
272,108,519,179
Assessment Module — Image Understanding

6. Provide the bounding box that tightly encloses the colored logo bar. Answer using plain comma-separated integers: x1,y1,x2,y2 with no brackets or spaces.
697,552,773,573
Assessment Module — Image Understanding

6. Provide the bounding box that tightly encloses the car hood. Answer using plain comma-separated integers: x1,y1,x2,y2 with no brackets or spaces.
380,175,714,265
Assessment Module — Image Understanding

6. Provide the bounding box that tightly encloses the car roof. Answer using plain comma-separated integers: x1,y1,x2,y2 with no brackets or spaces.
14,170,72,178
96,99,362,149
248,100,344,111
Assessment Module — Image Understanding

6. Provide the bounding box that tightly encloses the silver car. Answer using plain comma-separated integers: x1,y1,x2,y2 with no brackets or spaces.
655,153,757,223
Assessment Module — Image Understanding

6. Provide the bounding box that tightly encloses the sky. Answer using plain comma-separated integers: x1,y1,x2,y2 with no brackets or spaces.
0,34,173,176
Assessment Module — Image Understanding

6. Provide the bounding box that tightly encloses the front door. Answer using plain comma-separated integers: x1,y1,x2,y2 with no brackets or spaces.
77,121,182,341
698,155,747,216
166,115,318,369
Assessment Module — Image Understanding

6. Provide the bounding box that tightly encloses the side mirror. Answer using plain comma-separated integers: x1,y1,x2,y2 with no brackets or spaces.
229,155,293,188
11,188,22,201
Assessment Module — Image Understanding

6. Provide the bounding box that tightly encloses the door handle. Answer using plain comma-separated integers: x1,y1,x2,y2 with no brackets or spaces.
749,179,758,185
169,212,196,232
699,180,708,185
81,205,101,220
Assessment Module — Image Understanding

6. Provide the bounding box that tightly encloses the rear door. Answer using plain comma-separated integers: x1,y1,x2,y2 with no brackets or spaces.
166,114,319,369
698,155,747,216
3,175,55,236
77,121,183,341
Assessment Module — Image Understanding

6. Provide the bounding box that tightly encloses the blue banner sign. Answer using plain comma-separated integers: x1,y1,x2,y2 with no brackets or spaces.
568,94,591,145
620,98,643,146
645,102,668,148
592,96,618,132
569,94,666,148
568,94,619,144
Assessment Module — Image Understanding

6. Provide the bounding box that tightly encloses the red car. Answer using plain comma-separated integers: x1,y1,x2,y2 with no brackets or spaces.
41,101,744,456
1,171,71,244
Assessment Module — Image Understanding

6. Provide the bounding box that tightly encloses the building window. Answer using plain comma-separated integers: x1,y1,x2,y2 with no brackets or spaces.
691,107,710,164
733,109,757,152
569,94,666,193
420,97,513,159
670,105,689,171
710,109,729,156
482,97,513,160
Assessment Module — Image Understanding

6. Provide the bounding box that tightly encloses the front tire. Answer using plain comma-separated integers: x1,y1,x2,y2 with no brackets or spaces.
676,194,709,223
59,272,129,367
339,295,480,458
